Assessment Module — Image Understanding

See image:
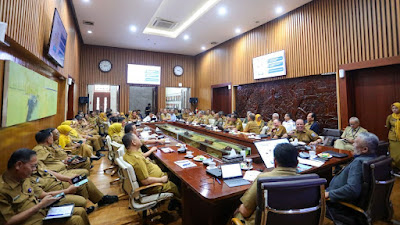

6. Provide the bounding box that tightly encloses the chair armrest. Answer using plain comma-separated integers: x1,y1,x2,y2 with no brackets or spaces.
133,183,164,198
231,218,244,225
338,201,365,214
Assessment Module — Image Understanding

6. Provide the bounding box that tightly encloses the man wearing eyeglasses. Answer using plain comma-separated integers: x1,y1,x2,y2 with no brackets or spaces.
334,117,368,151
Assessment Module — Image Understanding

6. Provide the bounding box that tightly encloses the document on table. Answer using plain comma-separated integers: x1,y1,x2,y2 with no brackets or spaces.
160,147,174,153
298,158,325,167
43,204,74,220
174,160,197,169
243,170,261,181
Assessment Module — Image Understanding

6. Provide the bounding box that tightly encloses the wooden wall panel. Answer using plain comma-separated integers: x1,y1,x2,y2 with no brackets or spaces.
79,45,196,113
195,0,400,109
0,0,81,173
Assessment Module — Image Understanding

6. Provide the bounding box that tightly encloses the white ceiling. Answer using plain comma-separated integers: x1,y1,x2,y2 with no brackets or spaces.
72,0,312,56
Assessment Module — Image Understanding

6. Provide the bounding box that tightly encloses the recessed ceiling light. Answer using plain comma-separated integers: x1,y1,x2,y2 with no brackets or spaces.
130,25,137,32
235,28,241,34
218,7,227,16
201,46,206,50
87,30,92,34
275,7,283,14
183,35,189,40
82,0,90,2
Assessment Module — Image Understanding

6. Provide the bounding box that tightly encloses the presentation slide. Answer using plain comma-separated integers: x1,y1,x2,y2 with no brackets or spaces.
48,9,67,67
127,64,161,85
252,50,286,79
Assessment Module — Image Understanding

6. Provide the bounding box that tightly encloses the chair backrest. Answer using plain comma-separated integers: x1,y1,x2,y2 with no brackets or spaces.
376,141,389,156
321,128,342,137
256,174,326,225
359,156,394,221
115,146,125,159
121,159,140,192
115,158,130,194
105,135,112,151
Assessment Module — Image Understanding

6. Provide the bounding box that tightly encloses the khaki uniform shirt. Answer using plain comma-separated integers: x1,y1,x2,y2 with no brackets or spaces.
225,118,243,131
123,150,165,183
30,163,64,192
238,167,297,225
267,120,274,131
33,144,67,172
387,115,400,141
0,172,45,225
112,133,123,144
341,126,368,140
291,129,320,144
50,142,69,161
244,121,260,134
182,113,189,120
271,125,287,138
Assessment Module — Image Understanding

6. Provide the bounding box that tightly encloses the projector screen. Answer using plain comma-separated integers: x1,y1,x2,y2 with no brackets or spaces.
127,64,161,85
253,50,286,80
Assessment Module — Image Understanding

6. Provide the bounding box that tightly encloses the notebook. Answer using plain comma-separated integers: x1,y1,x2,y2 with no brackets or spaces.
43,204,74,220
221,163,250,187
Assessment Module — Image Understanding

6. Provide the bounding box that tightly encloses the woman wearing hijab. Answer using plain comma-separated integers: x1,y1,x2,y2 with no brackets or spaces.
57,125,99,160
109,123,124,143
255,114,265,133
387,102,400,170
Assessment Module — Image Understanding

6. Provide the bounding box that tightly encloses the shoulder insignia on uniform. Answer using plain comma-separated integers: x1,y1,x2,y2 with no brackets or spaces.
311,133,316,137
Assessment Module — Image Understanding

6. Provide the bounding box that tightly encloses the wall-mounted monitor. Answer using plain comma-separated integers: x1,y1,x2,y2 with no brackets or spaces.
253,50,286,80
48,8,67,68
127,64,161,85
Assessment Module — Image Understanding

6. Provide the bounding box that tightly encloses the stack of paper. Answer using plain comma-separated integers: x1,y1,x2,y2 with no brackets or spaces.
160,147,174,153
243,170,261,181
298,158,325,167
174,160,197,169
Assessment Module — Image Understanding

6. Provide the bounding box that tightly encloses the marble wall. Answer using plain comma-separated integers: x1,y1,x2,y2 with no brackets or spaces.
236,75,338,129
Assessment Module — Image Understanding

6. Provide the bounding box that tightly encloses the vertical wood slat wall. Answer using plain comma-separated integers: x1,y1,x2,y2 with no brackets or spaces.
195,0,400,110
0,0,81,173
79,45,196,112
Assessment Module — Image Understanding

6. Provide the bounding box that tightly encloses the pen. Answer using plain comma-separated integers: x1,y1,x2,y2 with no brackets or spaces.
215,178,221,184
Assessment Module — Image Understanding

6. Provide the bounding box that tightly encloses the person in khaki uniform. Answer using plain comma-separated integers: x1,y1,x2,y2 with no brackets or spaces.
213,111,225,127
262,113,279,134
243,113,260,134
75,116,104,153
30,162,117,210
186,112,196,123
122,133,181,198
161,109,171,121
233,143,298,225
57,125,99,160
268,119,287,139
193,111,209,125
32,129,89,177
387,102,400,169
0,149,90,225
334,117,368,151
50,128,91,171
284,119,322,145
225,114,243,131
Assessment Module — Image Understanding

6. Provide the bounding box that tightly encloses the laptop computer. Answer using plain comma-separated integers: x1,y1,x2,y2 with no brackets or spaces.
221,163,250,187
254,138,289,168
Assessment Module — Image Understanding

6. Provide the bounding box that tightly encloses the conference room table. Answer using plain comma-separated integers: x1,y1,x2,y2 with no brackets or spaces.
141,123,353,225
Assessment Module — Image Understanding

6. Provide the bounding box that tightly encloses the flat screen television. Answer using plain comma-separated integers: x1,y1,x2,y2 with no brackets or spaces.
127,64,161,85
48,9,67,68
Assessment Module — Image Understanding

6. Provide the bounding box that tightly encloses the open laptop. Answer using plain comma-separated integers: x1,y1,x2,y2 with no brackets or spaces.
254,138,289,168
221,163,250,187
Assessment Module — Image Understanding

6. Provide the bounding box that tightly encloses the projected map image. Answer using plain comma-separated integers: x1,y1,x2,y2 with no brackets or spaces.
2,61,58,127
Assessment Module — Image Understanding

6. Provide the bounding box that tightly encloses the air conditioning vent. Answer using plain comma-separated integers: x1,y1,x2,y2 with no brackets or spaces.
152,18,177,30
83,20,94,26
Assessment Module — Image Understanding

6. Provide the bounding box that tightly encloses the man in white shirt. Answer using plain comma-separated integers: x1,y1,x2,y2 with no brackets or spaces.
143,112,158,122
282,113,296,133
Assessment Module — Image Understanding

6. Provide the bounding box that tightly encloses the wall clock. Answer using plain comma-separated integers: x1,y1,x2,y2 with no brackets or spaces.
99,59,112,73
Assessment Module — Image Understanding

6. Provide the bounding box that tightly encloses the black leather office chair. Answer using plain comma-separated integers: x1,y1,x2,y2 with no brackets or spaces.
320,128,343,146
327,156,395,225
232,174,327,225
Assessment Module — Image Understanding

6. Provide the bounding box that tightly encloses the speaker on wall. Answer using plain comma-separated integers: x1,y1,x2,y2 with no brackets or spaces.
189,97,198,104
79,97,89,104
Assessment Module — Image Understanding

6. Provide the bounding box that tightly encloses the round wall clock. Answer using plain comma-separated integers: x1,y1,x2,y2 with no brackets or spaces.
173,65,183,76
99,60,112,73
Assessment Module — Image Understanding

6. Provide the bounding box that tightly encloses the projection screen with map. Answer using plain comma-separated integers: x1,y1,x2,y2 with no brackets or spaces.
2,61,58,127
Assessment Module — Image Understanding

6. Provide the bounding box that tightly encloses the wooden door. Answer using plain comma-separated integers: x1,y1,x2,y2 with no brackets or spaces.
212,86,231,114
67,83,74,119
93,92,111,112
351,64,400,140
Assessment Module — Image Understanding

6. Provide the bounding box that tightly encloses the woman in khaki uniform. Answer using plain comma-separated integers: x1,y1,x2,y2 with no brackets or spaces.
387,102,400,169
57,125,98,160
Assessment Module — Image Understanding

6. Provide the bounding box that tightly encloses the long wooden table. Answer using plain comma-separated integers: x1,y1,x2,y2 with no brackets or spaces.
141,124,353,225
